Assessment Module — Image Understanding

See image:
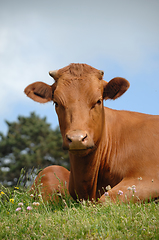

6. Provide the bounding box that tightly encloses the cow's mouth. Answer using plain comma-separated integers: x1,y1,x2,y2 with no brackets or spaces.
63,143,95,156
68,147,94,156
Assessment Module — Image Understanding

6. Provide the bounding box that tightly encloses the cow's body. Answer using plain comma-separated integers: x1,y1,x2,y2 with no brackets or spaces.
25,63,159,203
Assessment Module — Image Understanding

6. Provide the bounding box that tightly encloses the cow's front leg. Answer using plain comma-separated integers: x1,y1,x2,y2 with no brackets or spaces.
99,176,159,203
30,165,70,201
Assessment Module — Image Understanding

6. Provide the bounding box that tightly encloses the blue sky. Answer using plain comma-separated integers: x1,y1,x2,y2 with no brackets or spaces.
0,0,159,134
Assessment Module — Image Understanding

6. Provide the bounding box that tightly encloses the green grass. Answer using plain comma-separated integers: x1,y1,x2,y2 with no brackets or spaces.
0,185,159,240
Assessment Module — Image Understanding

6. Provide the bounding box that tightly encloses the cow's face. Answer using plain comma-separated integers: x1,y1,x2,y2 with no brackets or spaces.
53,72,105,156
24,64,129,156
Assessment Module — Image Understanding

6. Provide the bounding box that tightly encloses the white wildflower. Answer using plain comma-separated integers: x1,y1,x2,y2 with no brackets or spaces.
106,185,111,191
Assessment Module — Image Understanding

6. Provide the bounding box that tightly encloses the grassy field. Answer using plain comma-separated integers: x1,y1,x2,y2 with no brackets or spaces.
0,184,159,240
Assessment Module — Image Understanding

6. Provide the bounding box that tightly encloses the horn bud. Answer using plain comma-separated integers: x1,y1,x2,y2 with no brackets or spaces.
99,70,104,76
98,70,104,80
49,70,58,80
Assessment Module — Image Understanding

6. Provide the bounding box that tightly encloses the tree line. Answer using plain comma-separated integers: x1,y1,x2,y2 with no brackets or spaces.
0,112,69,186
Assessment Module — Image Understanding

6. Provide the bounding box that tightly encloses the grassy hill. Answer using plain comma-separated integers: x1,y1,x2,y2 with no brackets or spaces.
0,185,159,239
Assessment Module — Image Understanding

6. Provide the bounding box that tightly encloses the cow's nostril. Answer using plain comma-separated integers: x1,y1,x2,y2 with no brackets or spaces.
82,134,87,142
66,135,72,143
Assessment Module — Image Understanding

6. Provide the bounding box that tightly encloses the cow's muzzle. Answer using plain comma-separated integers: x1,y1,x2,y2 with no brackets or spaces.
63,130,95,151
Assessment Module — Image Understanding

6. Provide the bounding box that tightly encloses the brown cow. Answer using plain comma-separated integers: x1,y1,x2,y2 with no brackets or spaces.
25,63,159,203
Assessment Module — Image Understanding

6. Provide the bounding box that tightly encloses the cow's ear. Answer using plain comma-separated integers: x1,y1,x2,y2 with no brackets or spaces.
103,77,130,100
24,82,53,103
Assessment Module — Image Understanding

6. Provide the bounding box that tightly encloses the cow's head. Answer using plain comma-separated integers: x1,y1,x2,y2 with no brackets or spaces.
24,63,129,156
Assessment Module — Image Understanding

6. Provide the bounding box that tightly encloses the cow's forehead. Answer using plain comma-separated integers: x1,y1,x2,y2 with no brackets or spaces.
56,74,103,94
53,63,104,100
54,75,103,105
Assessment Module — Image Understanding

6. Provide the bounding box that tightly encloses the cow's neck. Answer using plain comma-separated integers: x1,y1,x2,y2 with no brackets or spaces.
68,122,107,201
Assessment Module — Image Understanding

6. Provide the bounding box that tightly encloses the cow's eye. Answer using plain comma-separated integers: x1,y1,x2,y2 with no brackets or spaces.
91,99,102,109
96,99,102,105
